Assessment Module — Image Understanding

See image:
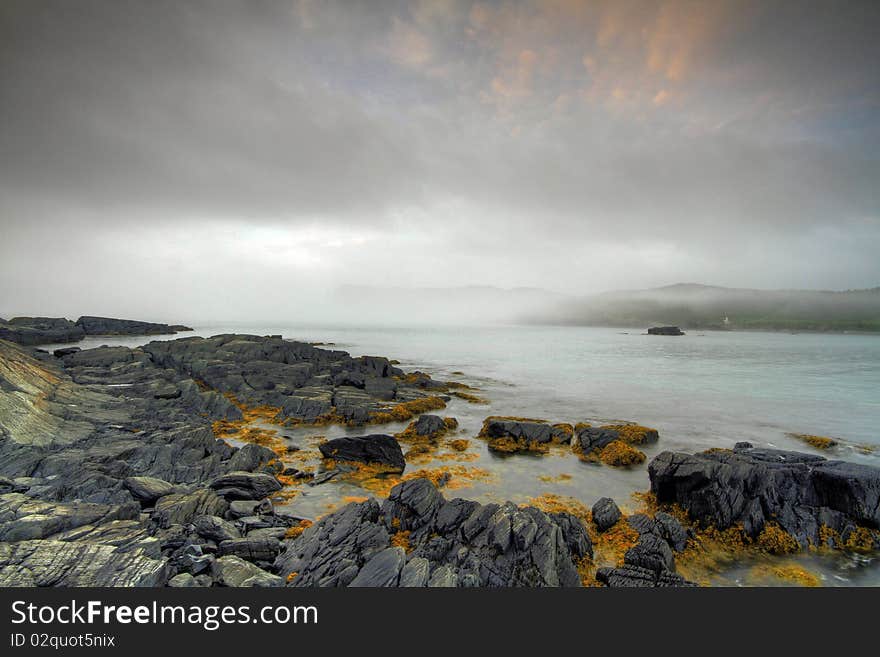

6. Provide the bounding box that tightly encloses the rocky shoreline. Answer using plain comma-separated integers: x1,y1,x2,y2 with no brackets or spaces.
0,330,877,587
0,315,193,346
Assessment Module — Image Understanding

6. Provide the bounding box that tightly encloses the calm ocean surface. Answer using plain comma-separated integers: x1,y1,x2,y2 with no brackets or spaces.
44,324,880,585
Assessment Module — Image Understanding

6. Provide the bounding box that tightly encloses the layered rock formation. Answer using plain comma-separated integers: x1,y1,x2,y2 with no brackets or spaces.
649,445,880,550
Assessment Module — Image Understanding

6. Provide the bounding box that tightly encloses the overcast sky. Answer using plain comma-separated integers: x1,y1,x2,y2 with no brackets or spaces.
1,0,879,322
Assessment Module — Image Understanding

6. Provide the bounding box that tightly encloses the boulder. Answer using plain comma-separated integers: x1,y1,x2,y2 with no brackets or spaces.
209,471,282,501
152,489,229,528
193,515,240,543
318,435,405,472
591,497,622,532
211,555,283,587
124,476,175,504
217,537,282,562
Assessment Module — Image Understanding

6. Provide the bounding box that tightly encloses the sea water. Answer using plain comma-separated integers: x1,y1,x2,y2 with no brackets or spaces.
39,324,880,585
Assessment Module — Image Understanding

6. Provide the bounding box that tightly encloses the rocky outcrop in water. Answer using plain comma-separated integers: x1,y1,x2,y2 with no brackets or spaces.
647,326,685,336
0,317,85,345
649,445,880,549
276,478,592,587
143,334,440,425
74,316,193,336
477,417,573,454
0,315,191,346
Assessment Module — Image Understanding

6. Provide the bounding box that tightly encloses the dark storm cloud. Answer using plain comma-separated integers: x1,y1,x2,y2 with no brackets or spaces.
1,0,879,320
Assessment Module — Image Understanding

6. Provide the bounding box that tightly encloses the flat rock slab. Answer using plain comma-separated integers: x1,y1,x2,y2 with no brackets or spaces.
209,471,283,500
318,435,405,472
0,540,167,586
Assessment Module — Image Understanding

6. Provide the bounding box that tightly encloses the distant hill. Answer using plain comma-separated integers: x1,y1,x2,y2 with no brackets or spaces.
523,283,880,332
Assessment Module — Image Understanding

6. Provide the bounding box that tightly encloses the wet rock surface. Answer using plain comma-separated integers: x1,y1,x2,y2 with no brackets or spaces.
276,478,591,587
318,435,406,472
477,417,573,454
595,512,696,588
649,446,880,549
0,333,454,586
2,330,877,588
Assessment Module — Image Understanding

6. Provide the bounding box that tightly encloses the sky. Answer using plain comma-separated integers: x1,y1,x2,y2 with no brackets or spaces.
1,0,879,323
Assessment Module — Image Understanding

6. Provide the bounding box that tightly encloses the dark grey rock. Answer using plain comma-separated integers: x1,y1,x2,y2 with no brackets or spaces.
275,479,588,588
209,471,282,501
124,476,175,504
217,537,281,562
152,489,229,528
647,326,685,336
318,435,405,472
211,555,283,587
75,316,191,336
349,547,405,587
481,418,553,445
655,512,688,552
596,564,696,587
399,556,431,587
649,447,880,547
624,533,675,574
409,414,448,438
591,497,622,532
0,317,84,346
193,515,240,543
0,540,167,586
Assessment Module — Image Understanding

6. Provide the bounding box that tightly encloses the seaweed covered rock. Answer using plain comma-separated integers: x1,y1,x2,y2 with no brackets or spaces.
575,423,659,455
596,565,695,587
592,497,622,532
319,435,406,472
398,414,458,441
649,446,880,549
275,479,588,587
594,512,696,588
478,417,570,454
